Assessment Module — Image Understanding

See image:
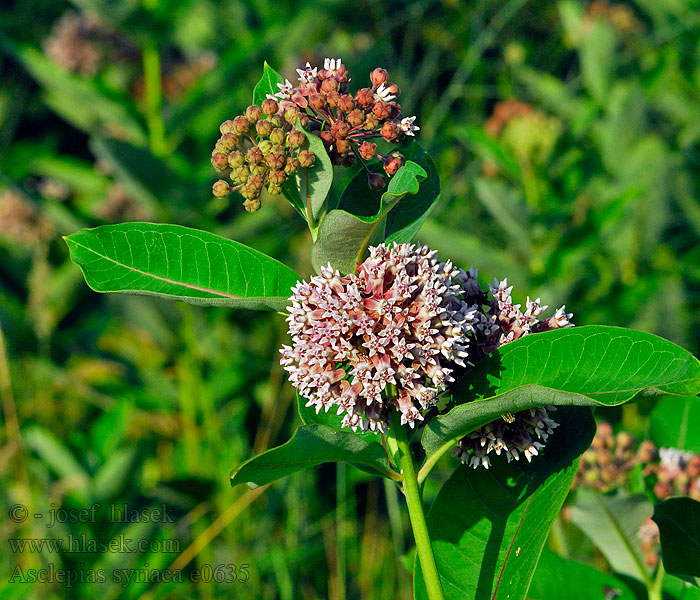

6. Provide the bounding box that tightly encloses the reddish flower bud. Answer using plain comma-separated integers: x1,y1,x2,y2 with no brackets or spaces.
220,131,240,151
228,150,245,168
248,173,264,189
256,119,273,137
298,150,315,167
335,139,350,154
347,109,364,127
298,113,310,128
270,128,286,145
268,169,287,185
265,152,285,170
368,172,387,190
246,147,264,165
355,88,373,108
653,481,673,500
326,91,340,108
211,152,228,170
383,153,403,175
212,179,230,197
381,121,400,141
359,141,377,160
320,130,334,145
387,101,401,119
245,105,263,122
331,121,350,139
687,455,700,478
286,129,305,148
309,93,326,110
386,83,400,97
338,94,356,113
261,98,279,115
373,102,391,120
233,116,250,134
321,78,338,94
219,120,235,134
284,157,299,175
370,68,388,87
636,440,658,463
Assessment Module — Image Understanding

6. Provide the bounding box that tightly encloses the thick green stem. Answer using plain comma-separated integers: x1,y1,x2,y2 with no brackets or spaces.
649,561,665,600
390,412,445,600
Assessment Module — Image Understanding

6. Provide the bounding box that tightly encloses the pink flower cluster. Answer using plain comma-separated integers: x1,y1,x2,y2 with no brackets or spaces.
280,243,478,432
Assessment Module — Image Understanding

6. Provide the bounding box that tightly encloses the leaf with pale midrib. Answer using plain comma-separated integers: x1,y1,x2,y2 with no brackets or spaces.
65,223,299,311
421,326,700,460
252,61,284,106
414,407,595,600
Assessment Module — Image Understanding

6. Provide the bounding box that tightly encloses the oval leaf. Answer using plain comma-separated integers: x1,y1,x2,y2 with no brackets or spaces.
649,395,700,453
65,223,299,311
653,497,700,580
230,424,398,488
414,407,595,600
421,326,700,461
312,143,438,274
252,61,284,106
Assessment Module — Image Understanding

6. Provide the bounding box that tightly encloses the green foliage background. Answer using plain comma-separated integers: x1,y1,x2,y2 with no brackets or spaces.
1,0,700,598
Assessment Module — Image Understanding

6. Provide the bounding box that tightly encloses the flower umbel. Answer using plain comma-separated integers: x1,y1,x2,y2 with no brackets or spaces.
280,243,477,432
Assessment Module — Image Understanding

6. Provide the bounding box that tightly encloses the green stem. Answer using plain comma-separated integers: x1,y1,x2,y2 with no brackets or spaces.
649,560,665,600
390,412,445,600
142,44,167,156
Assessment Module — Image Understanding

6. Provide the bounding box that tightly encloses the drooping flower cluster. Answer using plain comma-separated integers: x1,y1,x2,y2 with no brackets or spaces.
269,58,419,189
210,98,316,212
280,243,476,432
453,277,574,469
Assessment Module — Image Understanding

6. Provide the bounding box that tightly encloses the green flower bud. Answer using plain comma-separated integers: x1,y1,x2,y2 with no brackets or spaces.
284,106,299,123
228,150,245,168
258,140,273,155
250,164,267,176
269,115,283,128
270,143,285,155
284,157,299,175
270,128,286,145
246,147,264,165
268,170,287,185
256,119,273,137
241,185,258,200
219,120,235,134
267,183,282,196
232,166,250,183
220,131,240,151
243,197,261,212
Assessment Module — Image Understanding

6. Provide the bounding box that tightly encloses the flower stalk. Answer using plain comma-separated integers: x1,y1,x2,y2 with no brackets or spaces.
389,410,445,600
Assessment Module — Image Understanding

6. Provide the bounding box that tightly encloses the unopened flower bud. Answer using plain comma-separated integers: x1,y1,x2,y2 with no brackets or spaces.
637,440,658,463
269,115,283,128
686,455,700,478
212,179,230,197
211,152,228,170
245,105,263,122
386,83,400,97
232,166,250,183
298,113,309,128
326,91,340,108
320,130,334,145
287,129,305,148
654,481,674,500
268,169,287,185
321,78,338,94
220,120,235,134
265,152,285,170
383,153,403,175
335,139,350,154
356,88,373,108
347,109,364,127
270,143,285,155
261,98,278,115
331,121,350,139
284,106,299,123
243,197,261,212
241,185,258,200
284,157,299,174
267,183,282,195
246,146,264,165
364,113,379,130
368,172,387,190
338,94,356,113
370,68,388,87
381,121,400,141
248,173,264,189
255,119,272,136
233,115,250,134
251,164,267,176
269,128,286,145
359,141,377,160
373,102,391,120
220,131,240,151
298,150,315,167
228,150,245,168
258,140,273,155
309,93,326,110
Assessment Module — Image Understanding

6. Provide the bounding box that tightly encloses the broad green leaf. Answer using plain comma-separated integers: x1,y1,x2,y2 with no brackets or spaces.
15,46,146,145
529,549,637,600
649,395,700,453
312,143,438,274
65,223,299,311
580,19,617,104
421,326,700,464
414,407,595,600
570,490,653,583
230,424,398,488
653,498,700,580
282,124,334,226
252,61,285,106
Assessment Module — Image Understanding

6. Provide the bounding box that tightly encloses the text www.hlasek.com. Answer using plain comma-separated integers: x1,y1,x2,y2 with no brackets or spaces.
8,533,180,554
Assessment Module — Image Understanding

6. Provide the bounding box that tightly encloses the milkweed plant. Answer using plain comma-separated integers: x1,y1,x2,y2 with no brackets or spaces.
64,59,700,600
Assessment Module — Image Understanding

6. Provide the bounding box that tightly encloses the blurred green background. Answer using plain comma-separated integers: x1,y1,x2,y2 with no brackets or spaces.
2,0,700,598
